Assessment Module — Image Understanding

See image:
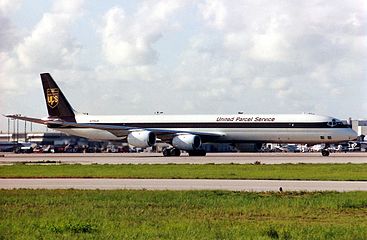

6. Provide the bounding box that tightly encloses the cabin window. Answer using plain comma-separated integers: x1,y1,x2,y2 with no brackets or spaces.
327,136,332,139
320,136,325,139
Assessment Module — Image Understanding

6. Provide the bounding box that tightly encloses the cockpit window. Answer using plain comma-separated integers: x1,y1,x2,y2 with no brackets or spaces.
327,118,345,127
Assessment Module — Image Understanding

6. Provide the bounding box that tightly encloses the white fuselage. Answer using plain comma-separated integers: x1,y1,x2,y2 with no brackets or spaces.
54,113,357,144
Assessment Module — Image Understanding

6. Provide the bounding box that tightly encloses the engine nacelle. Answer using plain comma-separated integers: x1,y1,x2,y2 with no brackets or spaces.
172,134,201,151
127,131,156,148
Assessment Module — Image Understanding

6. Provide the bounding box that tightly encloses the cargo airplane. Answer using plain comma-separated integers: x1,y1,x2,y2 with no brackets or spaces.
6,73,357,156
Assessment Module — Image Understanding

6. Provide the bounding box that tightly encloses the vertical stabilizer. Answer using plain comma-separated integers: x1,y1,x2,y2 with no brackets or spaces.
40,73,76,122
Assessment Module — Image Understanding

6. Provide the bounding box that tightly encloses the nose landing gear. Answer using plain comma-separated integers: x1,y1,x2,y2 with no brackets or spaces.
321,149,330,156
321,144,330,156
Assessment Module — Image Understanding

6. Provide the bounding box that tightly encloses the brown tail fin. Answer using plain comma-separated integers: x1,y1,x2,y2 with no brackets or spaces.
40,73,76,122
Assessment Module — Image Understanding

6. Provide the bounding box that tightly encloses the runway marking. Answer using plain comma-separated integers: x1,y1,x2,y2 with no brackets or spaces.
1,178,366,192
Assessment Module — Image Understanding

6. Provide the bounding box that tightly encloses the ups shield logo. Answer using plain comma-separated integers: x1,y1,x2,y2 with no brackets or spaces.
47,88,59,108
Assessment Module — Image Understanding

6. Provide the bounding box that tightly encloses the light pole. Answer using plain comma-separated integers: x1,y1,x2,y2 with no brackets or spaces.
16,119,19,144
7,118,10,142
12,118,15,144
24,120,27,142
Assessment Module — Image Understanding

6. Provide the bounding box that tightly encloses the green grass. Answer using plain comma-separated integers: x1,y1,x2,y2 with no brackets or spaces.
0,190,366,239
0,163,367,180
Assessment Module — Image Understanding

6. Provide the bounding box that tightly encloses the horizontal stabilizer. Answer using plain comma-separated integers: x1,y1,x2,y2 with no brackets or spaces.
4,114,49,125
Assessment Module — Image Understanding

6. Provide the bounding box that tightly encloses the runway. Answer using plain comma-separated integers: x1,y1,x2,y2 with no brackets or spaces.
1,178,366,191
1,152,367,165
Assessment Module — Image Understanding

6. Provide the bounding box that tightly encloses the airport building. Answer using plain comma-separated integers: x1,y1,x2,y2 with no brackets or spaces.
352,120,367,137
0,132,86,146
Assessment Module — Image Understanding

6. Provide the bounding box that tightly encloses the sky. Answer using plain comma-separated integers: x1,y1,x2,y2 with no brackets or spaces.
0,0,366,132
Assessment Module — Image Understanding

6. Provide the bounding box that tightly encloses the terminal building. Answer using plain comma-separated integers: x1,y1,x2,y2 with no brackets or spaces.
0,132,86,146
352,120,367,138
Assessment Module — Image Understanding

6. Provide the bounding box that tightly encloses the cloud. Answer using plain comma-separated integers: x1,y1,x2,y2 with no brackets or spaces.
0,0,21,51
101,1,185,66
15,0,84,70
0,52,19,93
0,0,21,16
90,0,191,113
101,7,153,66
173,0,367,116
0,0,24,97
199,0,227,30
0,0,85,120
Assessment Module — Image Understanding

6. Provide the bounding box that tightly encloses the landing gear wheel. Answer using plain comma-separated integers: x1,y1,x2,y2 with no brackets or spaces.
170,148,181,156
321,149,330,156
163,148,181,157
163,148,169,157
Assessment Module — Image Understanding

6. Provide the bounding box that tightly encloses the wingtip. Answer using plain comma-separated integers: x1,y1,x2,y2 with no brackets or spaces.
3,114,15,118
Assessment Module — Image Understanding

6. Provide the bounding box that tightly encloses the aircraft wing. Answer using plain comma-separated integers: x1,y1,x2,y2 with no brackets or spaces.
5,114,224,142
57,121,224,141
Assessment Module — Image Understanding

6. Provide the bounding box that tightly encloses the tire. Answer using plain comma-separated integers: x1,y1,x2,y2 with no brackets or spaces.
321,150,330,156
175,149,181,156
163,148,170,157
170,148,181,156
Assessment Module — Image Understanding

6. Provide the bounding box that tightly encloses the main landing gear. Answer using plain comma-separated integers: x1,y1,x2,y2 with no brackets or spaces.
162,148,207,157
162,148,181,157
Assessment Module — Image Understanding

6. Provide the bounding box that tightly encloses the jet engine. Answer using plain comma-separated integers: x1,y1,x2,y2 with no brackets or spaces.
172,134,201,151
127,131,156,148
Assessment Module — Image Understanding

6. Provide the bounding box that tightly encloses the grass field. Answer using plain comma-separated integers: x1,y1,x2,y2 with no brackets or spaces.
0,163,367,180
0,190,366,239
